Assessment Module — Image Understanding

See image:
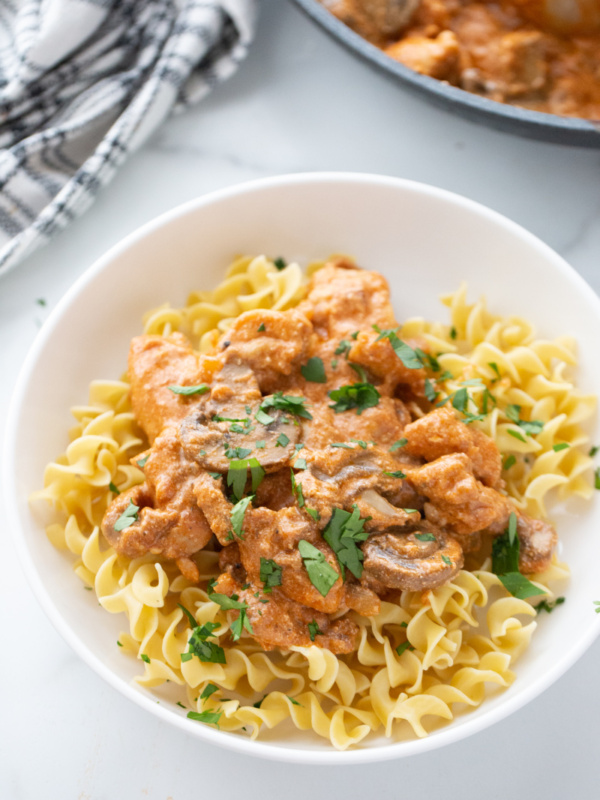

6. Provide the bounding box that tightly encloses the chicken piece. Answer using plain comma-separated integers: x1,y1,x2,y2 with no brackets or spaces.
102,426,212,581
128,333,209,444
220,309,313,394
179,360,300,473
213,573,358,653
512,0,600,35
253,470,296,510
362,525,463,591
386,31,461,82
403,406,502,488
405,453,512,536
468,30,549,98
517,512,557,574
193,472,235,546
327,0,420,43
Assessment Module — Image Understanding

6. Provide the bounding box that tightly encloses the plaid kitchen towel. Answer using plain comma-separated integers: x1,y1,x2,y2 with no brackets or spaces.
0,0,257,275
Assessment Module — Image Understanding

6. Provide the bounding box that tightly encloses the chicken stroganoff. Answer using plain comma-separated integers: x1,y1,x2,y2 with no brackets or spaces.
38,256,594,747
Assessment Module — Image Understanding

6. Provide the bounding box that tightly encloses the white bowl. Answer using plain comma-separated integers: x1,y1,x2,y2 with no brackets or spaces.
5,173,600,764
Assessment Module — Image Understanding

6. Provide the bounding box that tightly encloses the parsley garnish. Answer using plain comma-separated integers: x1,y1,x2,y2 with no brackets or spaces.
176,701,186,709
117,640,123,647
374,327,422,369
492,512,546,599
36,298,47,307
298,540,339,596
395,641,414,656
505,404,544,436
489,362,501,379
441,555,453,567
168,384,210,396
351,439,368,449
383,470,406,479
273,257,287,270
114,499,139,532
553,443,569,452
141,654,150,663
137,454,149,468
230,495,253,539
294,457,307,470
503,454,516,471
226,458,265,500
415,532,436,542
259,392,312,421
350,331,359,340
331,359,338,369
291,469,305,508
255,440,265,449
507,429,527,443
594,601,600,614
534,597,565,613
424,378,438,403
180,617,226,664
210,594,253,640
323,505,369,580
390,438,408,451
595,468,600,490
330,442,354,449
208,472,221,479
257,323,266,332
306,508,320,521
200,683,220,702
276,432,290,448
187,710,222,727
225,445,252,460
450,326,457,340
288,696,302,706
308,620,323,641
334,340,352,357
260,558,283,591
329,382,380,415
589,445,599,457
109,481,120,494
301,357,327,383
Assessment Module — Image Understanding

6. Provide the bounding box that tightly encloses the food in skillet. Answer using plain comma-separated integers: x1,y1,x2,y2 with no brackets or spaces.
38,256,595,748
321,0,600,119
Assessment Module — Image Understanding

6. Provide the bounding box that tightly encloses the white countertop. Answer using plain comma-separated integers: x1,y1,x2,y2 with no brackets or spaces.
2,2,600,797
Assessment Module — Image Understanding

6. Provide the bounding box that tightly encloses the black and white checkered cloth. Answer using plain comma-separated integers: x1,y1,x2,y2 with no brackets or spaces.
0,0,257,275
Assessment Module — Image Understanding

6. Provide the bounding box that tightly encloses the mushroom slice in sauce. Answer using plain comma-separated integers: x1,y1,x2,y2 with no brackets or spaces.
362,527,463,591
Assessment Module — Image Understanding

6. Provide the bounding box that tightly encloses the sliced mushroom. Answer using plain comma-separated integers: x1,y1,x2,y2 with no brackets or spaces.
179,361,300,472
356,488,416,531
362,527,463,591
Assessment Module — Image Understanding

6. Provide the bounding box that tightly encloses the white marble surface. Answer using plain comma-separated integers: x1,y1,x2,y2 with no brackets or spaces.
2,1,600,797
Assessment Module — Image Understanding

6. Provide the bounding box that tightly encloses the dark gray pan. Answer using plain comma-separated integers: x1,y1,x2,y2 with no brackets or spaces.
291,0,600,148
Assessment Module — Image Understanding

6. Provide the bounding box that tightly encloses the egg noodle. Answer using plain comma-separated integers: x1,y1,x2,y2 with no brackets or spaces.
35,255,594,749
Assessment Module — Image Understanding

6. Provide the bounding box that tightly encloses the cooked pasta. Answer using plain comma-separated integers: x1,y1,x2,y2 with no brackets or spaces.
34,256,590,750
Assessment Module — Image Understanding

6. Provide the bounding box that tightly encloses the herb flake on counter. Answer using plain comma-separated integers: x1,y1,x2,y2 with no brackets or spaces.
168,384,210,396
187,710,222,727
114,499,139,532
260,558,283,592
298,540,339,597
323,505,369,580
308,620,323,641
301,357,327,383
329,381,380,415
492,512,546,600
36,297,47,307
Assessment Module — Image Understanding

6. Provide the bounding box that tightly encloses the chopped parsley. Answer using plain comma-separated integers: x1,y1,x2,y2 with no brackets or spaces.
224,445,252,460
334,340,352,357
260,558,283,591
450,326,457,340
176,701,186,709
259,392,312,421
255,440,266,449
351,439,368,449
230,495,253,540
273,257,287,270
374,326,422,369
414,532,436,542
308,620,323,641
594,601,600,614
109,481,120,494
489,362,501,380
322,505,369,580
390,438,408,451
137,454,149,468
288,696,302,706
451,387,468,413
505,404,544,436
507,429,527,443
383,470,406,479
331,359,338,369
226,458,265,500
441,555,453,567
491,512,546,600
350,331,359,340
502,454,516,471
534,597,565,613
552,443,570,452
331,442,354,449
294,457,307,470
141,654,150,663
589,445,599,457
187,710,222,727
329,382,380,415
230,419,254,435
257,323,266,332
36,297,47,307
276,433,290,448
113,499,139,532
168,384,210,396
208,472,221,479
349,363,368,382
301,357,327,383
210,593,253,640
298,540,340,596
595,468,600,490
306,508,320,521
180,617,226,664
291,470,305,508
117,640,123,647
424,378,438,403
395,641,415,657
200,683,220,702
